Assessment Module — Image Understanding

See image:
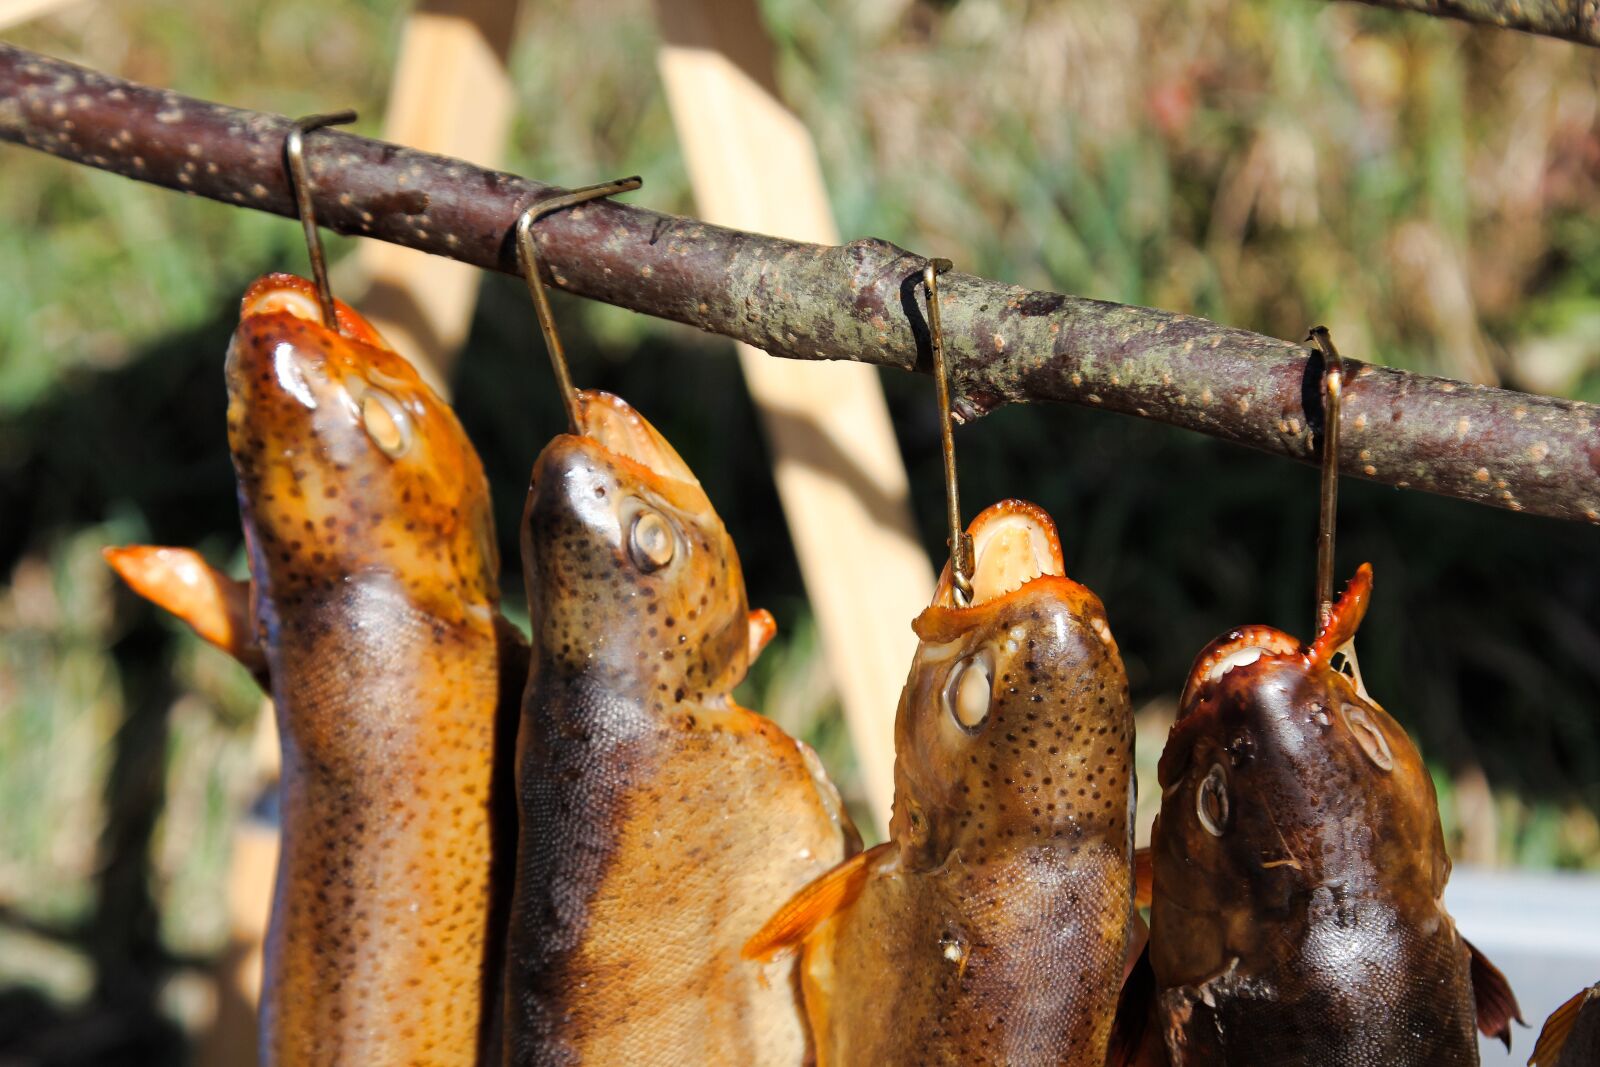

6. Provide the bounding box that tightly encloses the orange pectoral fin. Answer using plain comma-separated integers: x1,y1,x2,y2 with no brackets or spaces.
103,545,267,684
747,608,777,664
1464,936,1524,1051
1529,984,1595,1066
742,841,890,963
1134,846,1153,911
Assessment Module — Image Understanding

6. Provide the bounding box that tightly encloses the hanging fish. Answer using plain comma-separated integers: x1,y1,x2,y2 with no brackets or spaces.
1140,564,1521,1066
744,499,1137,1066
1530,982,1600,1066
502,389,859,1066
109,273,524,1066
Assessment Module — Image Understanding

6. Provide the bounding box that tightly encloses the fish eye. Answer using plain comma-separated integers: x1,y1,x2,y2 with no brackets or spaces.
942,651,994,732
1340,704,1394,771
628,508,675,572
1196,763,1229,837
360,386,412,458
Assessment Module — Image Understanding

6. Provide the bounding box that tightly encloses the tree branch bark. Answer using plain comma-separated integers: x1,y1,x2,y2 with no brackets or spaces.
3,43,1598,525
1341,0,1600,47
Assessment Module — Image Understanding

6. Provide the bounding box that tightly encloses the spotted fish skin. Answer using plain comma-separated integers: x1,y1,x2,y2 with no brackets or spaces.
503,391,856,1067
227,273,516,1066
750,500,1136,1066
1148,567,1501,1066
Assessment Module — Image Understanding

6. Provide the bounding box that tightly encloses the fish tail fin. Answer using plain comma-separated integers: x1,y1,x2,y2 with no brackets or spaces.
1529,984,1595,1066
742,842,890,963
103,545,267,683
1309,562,1373,664
1465,937,1524,1051
1134,846,1153,911
1108,939,1159,1067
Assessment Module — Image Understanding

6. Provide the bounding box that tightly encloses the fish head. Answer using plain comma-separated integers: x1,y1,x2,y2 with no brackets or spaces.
1153,564,1448,967
888,500,1131,866
522,390,751,698
224,274,497,623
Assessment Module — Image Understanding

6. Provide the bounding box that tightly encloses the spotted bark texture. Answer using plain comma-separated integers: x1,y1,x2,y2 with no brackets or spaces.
1342,0,1600,47
4,43,1598,524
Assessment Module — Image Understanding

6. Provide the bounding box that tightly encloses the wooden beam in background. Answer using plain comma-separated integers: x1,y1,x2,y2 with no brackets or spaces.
655,0,933,832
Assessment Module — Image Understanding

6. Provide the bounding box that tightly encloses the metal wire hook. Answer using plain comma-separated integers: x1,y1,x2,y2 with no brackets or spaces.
284,110,357,330
514,176,643,435
1308,325,1344,633
925,258,973,607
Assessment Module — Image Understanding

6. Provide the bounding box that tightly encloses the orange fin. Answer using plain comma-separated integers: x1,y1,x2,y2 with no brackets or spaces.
747,608,777,664
1530,984,1597,1066
103,545,267,683
1465,937,1524,1051
1108,940,1158,1067
743,841,890,963
1309,562,1373,664
1134,846,1153,911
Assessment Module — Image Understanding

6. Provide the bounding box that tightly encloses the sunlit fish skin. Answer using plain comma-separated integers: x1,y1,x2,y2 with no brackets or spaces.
746,500,1136,1066
503,390,858,1066
225,273,520,1066
1147,565,1518,1066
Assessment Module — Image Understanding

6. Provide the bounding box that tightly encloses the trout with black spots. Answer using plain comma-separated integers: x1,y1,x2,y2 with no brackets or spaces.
1140,564,1521,1066
746,500,1138,1066
502,389,858,1066
107,273,524,1065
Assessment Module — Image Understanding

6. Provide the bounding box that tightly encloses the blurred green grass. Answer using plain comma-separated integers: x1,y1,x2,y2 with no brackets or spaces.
3,0,1600,1058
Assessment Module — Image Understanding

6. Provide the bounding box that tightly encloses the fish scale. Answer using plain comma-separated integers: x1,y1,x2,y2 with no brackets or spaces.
746,499,1137,1067
502,390,858,1066
1143,565,1519,1067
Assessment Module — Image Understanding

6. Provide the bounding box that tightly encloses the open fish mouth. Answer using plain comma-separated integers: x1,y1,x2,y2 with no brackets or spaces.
1179,626,1300,711
572,390,699,486
958,500,1065,606
237,272,392,351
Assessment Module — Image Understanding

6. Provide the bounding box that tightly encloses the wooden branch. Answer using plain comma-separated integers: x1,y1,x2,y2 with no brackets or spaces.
1341,0,1600,47
3,43,1598,525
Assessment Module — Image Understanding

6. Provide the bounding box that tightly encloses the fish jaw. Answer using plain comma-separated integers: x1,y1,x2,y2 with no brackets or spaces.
891,499,1132,867
225,273,497,626
521,391,751,700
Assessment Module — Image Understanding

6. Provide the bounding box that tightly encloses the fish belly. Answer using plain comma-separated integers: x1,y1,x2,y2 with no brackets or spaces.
1162,901,1479,1066
505,699,848,1066
814,842,1130,1067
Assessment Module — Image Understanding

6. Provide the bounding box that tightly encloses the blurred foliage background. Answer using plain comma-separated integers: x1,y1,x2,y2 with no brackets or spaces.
2,0,1600,1061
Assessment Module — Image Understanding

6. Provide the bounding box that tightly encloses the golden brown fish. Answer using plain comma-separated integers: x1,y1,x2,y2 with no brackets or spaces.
1144,564,1520,1066
1530,982,1600,1067
110,273,523,1066
502,389,858,1066
746,499,1137,1066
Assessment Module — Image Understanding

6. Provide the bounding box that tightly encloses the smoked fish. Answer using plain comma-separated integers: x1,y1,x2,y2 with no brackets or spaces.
1530,982,1600,1067
112,273,524,1065
502,390,858,1066
746,499,1137,1066
1144,564,1520,1066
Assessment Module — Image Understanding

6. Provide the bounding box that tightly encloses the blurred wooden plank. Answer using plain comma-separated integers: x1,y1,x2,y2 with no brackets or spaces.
0,0,81,32
346,0,517,394
654,0,933,834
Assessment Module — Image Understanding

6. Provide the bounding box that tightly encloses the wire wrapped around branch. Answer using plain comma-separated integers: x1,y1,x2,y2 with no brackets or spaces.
3,43,1598,524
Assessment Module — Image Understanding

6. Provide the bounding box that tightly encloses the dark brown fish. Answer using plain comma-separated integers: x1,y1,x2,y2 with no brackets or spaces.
110,273,523,1065
1530,982,1600,1066
502,390,858,1065
746,499,1137,1066
1143,564,1520,1066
